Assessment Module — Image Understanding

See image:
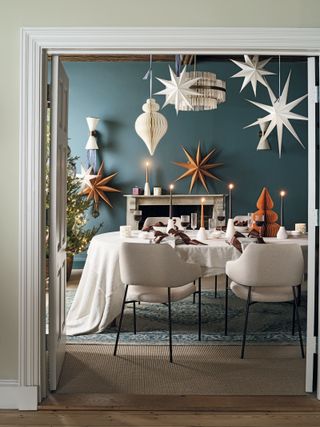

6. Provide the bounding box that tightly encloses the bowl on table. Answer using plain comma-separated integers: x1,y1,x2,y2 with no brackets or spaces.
234,225,249,233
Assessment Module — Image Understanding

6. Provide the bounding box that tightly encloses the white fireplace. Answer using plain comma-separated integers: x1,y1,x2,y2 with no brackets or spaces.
124,194,226,229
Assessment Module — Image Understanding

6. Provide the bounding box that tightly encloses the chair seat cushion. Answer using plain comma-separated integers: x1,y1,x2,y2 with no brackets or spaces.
230,281,294,303
127,282,196,303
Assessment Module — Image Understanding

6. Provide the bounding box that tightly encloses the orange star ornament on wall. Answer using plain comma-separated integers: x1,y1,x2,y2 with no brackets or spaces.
81,161,120,210
173,142,223,193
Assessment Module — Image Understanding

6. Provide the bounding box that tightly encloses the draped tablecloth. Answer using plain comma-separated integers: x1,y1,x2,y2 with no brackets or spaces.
66,231,308,336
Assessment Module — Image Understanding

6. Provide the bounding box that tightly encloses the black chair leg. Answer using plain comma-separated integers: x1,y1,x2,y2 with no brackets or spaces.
241,287,252,359
168,288,173,363
193,280,196,304
224,275,229,336
114,284,128,356
214,275,218,298
292,300,296,336
293,286,305,359
133,301,137,334
198,277,202,341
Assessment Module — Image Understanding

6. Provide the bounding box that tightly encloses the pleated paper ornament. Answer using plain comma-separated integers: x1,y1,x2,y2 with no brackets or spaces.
135,98,168,155
85,117,99,172
251,187,280,237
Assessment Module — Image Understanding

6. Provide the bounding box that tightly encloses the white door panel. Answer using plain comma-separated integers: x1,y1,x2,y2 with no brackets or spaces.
49,56,69,391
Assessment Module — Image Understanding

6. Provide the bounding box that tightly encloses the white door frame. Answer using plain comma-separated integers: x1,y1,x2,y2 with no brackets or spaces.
19,26,320,409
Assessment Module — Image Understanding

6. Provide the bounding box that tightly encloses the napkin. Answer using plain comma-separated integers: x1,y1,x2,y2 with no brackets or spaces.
154,230,206,246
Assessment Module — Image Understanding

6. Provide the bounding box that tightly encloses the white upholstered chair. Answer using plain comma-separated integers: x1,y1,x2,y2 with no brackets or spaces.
226,243,304,358
143,216,182,229
114,242,201,362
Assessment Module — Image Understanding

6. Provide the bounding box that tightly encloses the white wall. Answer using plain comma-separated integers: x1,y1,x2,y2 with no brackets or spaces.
0,0,319,380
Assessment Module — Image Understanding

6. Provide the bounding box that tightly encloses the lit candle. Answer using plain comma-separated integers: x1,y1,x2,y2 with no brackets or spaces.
145,161,149,183
228,183,234,219
201,197,206,228
280,190,286,226
169,184,174,218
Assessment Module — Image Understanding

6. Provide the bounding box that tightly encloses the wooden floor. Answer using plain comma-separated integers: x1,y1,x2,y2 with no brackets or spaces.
0,395,319,426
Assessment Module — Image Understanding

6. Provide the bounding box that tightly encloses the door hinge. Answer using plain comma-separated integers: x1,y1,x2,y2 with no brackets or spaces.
47,84,51,107
314,85,319,103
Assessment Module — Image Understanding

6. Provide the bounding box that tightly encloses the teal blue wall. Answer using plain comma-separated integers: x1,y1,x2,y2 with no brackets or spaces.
64,59,308,268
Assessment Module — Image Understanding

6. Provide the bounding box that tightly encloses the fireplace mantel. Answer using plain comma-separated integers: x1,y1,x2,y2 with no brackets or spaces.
124,194,227,228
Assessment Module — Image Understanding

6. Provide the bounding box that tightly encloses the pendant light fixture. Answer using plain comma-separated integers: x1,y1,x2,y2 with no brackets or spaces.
165,56,226,111
135,55,168,155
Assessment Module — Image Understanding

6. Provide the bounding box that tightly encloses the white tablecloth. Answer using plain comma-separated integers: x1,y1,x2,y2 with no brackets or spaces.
66,231,308,336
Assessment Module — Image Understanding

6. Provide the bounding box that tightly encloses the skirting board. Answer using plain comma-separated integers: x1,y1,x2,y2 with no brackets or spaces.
0,381,38,410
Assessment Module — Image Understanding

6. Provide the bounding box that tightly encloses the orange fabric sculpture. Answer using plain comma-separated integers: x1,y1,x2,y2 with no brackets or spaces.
251,187,280,237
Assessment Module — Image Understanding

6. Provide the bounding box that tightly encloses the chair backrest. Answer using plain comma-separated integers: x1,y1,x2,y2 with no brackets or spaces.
119,242,200,288
143,216,181,229
226,243,304,287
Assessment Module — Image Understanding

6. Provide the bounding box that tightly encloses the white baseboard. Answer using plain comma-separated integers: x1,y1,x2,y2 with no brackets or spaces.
0,381,38,410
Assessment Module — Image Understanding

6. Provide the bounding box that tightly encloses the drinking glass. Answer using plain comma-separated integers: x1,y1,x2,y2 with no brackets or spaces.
208,218,216,233
247,212,253,229
180,215,190,231
254,213,265,237
133,210,142,230
191,212,198,231
216,209,226,230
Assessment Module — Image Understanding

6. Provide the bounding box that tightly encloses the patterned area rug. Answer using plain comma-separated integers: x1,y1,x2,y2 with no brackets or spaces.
66,289,306,345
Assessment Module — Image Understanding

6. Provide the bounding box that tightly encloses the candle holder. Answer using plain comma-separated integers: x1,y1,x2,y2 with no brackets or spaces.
277,226,288,239
197,227,208,241
144,182,151,196
225,218,235,240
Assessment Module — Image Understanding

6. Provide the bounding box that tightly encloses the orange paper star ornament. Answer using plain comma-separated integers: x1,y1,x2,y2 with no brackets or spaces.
81,161,120,209
173,142,222,193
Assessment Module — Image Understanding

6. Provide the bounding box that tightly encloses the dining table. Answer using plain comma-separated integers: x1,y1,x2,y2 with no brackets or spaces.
66,231,308,336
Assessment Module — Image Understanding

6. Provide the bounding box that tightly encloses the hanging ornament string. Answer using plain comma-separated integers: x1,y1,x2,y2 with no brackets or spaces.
143,54,153,99
175,54,182,77
278,55,281,100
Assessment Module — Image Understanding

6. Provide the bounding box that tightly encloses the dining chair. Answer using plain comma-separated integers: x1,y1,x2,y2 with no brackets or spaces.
143,216,182,229
226,243,305,359
114,242,202,362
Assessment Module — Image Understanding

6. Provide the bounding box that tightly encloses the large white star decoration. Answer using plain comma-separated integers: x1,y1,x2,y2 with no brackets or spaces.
155,66,201,114
231,55,275,96
76,165,97,191
245,71,307,157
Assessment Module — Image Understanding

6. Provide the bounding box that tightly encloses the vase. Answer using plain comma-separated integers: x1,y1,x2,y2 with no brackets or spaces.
66,254,74,282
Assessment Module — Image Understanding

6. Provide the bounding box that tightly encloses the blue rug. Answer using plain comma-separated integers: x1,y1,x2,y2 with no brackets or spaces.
66,288,306,345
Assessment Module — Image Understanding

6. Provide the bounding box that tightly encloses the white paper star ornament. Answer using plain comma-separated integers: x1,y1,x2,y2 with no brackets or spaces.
76,165,97,191
231,55,275,96
155,66,201,114
245,71,307,157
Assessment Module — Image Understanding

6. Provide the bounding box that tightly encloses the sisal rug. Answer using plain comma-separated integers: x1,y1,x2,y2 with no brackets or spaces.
57,344,306,395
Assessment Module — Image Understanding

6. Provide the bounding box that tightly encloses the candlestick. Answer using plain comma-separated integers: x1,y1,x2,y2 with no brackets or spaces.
228,183,234,219
169,184,174,218
280,190,286,226
201,197,205,228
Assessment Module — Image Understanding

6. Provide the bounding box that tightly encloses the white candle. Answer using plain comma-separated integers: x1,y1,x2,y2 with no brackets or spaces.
280,190,286,226
295,223,306,234
201,197,206,228
145,161,149,183
228,183,234,219
169,184,174,218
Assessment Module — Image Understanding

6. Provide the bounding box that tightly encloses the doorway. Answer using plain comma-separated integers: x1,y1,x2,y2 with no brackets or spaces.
21,25,320,408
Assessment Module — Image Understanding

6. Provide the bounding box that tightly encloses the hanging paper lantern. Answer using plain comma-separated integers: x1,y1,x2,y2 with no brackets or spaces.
135,98,168,155
176,71,226,111
85,117,99,172
257,119,271,151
